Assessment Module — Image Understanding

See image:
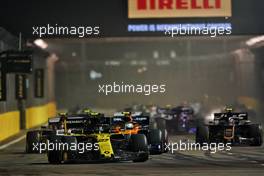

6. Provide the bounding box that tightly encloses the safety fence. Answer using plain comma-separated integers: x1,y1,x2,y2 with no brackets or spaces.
0,102,56,141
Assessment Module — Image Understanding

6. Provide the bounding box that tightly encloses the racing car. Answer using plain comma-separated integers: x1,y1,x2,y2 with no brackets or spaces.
196,107,263,146
112,112,168,154
26,111,149,163
26,110,104,153
26,120,58,153
151,105,196,134
47,113,149,163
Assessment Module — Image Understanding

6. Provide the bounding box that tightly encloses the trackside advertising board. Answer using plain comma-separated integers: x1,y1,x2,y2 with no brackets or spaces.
128,0,232,18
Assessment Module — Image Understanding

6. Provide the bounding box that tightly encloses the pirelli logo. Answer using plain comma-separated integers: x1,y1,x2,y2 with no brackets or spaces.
128,0,232,18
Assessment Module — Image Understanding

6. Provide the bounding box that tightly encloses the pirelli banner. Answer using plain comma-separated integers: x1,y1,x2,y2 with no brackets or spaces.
128,0,232,18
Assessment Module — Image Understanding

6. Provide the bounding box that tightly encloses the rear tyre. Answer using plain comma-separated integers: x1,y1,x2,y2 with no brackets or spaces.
161,129,168,153
195,125,209,144
149,129,163,154
249,124,263,146
150,121,157,129
130,134,149,162
26,131,41,153
156,118,166,130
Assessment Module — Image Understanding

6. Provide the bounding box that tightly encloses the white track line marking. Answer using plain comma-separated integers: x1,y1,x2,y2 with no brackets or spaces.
261,164,264,166
0,135,26,150
249,160,258,163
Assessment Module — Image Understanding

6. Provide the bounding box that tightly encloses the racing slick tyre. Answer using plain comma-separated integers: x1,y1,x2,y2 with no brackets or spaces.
161,129,169,153
149,129,163,154
130,134,149,162
150,121,158,129
249,124,263,146
26,130,42,153
156,118,166,130
61,136,77,163
47,135,63,164
195,125,209,144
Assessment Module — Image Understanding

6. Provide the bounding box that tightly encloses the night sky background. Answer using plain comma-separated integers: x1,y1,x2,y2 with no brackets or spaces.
0,0,263,38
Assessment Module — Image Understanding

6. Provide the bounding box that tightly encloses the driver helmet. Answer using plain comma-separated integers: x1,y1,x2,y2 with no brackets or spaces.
225,106,234,113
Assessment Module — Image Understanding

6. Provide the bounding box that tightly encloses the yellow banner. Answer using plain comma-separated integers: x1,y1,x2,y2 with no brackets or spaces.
128,0,232,18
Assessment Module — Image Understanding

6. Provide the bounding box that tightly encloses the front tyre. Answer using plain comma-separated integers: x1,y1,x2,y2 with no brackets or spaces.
249,124,263,146
61,136,77,163
47,135,62,164
26,131,42,153
129,134,149,162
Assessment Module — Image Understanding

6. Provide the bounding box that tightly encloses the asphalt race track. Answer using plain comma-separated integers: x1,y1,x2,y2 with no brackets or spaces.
0,135,264,176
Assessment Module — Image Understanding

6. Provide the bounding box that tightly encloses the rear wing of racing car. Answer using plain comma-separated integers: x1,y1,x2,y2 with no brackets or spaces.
55,115,111,134
131,112,150,126
132,116,150,127
157,108,171,115
170,106,194,115
213,112,248,121
66,115,110,127
112,113,150,127
48,117,61,129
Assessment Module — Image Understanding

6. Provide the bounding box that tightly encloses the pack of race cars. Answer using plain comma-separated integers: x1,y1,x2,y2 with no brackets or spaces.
124,104,197,134
26,109,168,164
26,104,263,164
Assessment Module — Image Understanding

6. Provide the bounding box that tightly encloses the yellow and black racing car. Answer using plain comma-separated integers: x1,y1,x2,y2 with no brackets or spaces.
26,111,149,164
